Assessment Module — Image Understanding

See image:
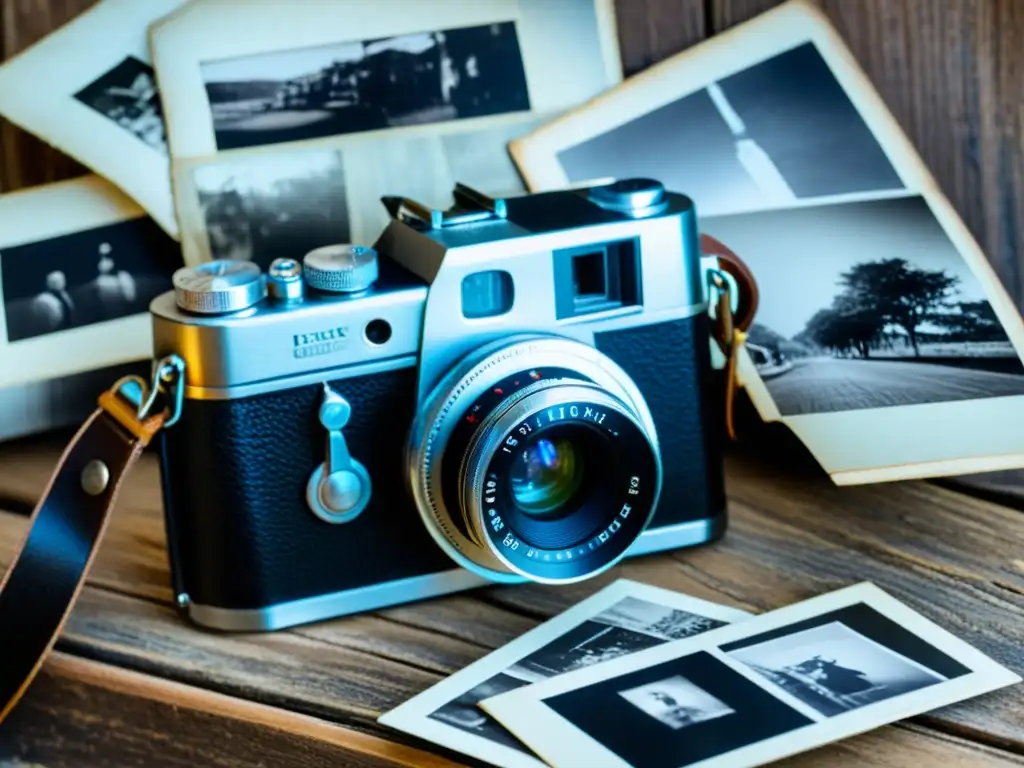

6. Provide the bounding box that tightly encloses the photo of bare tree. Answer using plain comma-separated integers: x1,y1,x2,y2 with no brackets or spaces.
702,194,1024,415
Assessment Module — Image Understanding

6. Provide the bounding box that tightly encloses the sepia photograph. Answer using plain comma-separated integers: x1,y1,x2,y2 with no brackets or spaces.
379,579,751,768
191,147,350,270
700,195,1024,416
74,55,168,155
618,674,735,730
725,622,946,717
0,0,185,237
200,22,531,150
2,216,179,343
517,40,904,216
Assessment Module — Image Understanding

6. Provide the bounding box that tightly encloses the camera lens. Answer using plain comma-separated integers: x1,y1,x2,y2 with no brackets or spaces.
407,336,662,585
509,435,585,518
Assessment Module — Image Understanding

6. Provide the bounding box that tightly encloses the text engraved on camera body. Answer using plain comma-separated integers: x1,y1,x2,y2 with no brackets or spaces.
293,325,349,359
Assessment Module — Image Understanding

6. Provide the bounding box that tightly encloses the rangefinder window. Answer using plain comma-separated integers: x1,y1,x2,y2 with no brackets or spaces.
461,269,515,319
554,237,642,319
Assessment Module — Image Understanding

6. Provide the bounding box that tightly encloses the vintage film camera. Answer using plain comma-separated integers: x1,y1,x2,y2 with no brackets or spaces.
151,179,736,631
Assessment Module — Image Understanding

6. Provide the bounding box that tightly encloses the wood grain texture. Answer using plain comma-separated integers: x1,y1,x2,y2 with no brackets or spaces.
0,652,465,768
613,0,705,77
1,430,1024,760
710,0,1024,311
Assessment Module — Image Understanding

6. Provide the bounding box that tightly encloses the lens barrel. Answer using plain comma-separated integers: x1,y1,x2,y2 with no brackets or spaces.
407,336,662,585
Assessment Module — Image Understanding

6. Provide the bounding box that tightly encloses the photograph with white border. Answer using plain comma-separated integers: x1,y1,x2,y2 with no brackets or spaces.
506,0,1024,486
480,582,1020,768
0,0,186,238
0,175,180,391
148,0,620,266
150,0,621,159
378,579,752,768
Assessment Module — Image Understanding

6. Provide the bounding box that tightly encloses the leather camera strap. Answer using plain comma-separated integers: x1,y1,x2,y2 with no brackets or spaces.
701,234,760,441
0,359,181,725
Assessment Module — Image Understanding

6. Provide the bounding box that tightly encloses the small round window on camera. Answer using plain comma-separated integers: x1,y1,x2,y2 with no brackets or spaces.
365,318,392,345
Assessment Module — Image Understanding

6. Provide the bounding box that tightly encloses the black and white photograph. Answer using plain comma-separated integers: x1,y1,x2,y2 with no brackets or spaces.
191,147,350,271
479,583,1021,768
618,674,735,730
503,596,732,683
1,215,179,343
537,651,812,768
74,55,168,155
548,42,904,217
701,195,1024,416
426,595,733,752
724,622,946,717
379,579,751,768
200,22,531,151
0,0,185,237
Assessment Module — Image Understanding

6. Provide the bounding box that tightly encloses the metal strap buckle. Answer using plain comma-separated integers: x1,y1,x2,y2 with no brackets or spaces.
99,355,186,444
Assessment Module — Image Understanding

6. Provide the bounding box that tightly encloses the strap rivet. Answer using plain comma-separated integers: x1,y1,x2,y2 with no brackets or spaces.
81,460,110,496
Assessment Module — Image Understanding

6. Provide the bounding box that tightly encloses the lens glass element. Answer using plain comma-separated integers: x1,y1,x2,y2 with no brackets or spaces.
508,436,584,518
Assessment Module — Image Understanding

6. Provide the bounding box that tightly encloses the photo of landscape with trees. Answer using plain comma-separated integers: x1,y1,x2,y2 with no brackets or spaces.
702,195,1024,416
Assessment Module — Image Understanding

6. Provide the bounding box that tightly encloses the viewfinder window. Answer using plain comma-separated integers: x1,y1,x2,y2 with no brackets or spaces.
554,238,642,319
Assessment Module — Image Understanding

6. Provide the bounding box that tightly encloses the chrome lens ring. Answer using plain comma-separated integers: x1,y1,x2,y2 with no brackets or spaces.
462,382,660,584
406,334,661,583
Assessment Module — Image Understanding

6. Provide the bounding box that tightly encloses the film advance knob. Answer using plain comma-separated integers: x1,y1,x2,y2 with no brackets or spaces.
302,244,379,293
172,259,266,314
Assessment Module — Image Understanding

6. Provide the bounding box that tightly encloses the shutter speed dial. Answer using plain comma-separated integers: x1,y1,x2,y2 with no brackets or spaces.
303,244,379,294
172,259,266,314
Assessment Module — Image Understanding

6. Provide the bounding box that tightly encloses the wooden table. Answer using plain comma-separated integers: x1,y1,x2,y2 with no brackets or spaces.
0,1,1020,766
0,422,1022,767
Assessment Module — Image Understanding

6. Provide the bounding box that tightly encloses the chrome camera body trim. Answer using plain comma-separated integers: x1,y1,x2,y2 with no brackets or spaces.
150,178,730,632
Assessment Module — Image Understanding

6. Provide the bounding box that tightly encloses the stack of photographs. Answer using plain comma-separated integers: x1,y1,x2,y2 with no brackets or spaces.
0,0,619,437
0,0,186,438
380,579,1020,768
147,0,622,269
508,0,1024,485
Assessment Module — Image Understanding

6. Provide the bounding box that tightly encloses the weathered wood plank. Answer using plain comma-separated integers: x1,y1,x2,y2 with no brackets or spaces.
777,723,1024,767
613,0,706,77
5,654,1021,768
711,0,1024,309
2,431,1024,753
0,0,95,191
0,652,466,768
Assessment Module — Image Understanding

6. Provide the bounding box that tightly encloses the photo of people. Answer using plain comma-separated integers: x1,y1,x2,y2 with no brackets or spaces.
191,147,350,271
74,55,168,156
551,42,904,218
701,195,1024,415
1,216,179,342
200,22,531,150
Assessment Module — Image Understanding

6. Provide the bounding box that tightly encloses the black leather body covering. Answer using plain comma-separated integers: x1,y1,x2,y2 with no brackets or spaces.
160,315,726,612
